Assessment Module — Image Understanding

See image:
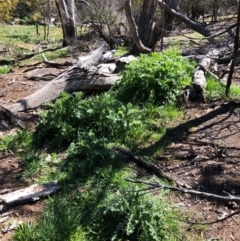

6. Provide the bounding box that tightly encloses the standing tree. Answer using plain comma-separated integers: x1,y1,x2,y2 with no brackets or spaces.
125,0,182,53
125,0,212,53
54,0,77,46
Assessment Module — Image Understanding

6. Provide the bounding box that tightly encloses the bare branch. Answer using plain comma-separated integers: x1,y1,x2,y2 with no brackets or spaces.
77,0,90,6
184,210,240,225
125,178,240,203
158,0,211,37
42,53,73,68
116,147,173,182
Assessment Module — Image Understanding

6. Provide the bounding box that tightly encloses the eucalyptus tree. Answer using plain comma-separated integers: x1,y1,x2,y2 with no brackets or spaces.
125,0,183,53
54,0,77,46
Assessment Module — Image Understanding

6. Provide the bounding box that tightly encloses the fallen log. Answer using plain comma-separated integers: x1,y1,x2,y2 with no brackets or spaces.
6,42,120,113
0,181,59,207
7,74,119,112
187,48,220,102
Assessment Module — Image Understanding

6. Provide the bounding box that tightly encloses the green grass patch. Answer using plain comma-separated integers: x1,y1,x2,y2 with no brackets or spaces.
0,24,62,45
115,45,130,57
206,76,240,101
0,65,11,75
0,129,32,152
230,84,240,99
206,76,226,100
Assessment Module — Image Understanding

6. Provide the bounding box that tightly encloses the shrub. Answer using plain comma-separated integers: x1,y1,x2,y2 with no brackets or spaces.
34,92,146,148
116,48,195,105
95,188,179,241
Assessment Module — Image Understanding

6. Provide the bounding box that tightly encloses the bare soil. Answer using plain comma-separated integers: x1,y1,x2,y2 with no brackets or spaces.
1,39,240,240
158,101,240,240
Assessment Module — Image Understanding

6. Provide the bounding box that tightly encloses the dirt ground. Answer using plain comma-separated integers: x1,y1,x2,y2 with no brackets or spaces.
1,45,240,240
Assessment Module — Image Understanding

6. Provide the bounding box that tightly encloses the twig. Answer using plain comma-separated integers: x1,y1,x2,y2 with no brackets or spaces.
42,53,73,68
116,147,173,182
125,178,240,203
183,210,240,225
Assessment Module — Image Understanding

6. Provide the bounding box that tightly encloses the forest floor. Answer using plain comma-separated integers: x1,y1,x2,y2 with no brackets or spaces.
1,60,240,241
1,21,240,240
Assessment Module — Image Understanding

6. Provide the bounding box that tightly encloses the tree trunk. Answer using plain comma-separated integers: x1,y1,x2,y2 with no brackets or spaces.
149,0,181,49
126,0,211,53
55,0,77,47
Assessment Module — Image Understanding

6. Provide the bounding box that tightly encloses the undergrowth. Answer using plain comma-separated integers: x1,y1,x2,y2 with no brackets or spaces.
11,48,196,241
116,49,195,105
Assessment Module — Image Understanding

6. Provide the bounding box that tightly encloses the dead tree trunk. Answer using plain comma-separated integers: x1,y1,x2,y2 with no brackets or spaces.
6,42,119,113
187,49,220,102
125,0,211,53
55,0,77,46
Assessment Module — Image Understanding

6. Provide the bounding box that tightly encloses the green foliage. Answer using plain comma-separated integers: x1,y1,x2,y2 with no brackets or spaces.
206,76,225,99
0,66,11,75
230,84,240,99
0,129,32,152
116,49,195,105
0,0,18,22
115,45,130,57
13,148,180,241
35,92,146,148
206,76,240,100
95,188,179,241
12,48,192,241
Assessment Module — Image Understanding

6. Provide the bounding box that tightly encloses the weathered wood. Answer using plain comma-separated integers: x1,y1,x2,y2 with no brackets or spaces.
0,181,59,206
158,0,211,37
6,42,119,113
7,74,120,112
187,49,220,102
42,53,73,68
0,106,25,129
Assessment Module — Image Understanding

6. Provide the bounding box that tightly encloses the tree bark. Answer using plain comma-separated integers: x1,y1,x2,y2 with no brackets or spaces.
149,0,182,49
6,42,120,113
126,0,211,53
124,0,151,53
55,0,77,47
157,0,211,37
0,181,59,206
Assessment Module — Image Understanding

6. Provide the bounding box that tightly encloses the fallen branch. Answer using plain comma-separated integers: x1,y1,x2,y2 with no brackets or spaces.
42,53,73,68
116,147,174,182
0,181,60,207
158,0,211,37
125,178,240,203
16,46,64,62
184,210,240,225
7,74,119,112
